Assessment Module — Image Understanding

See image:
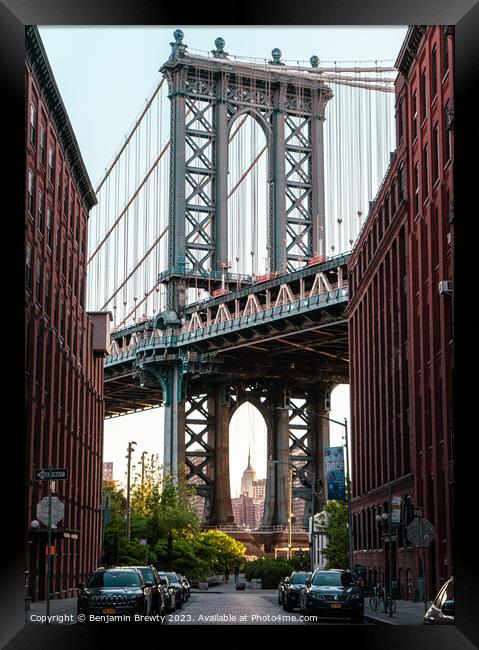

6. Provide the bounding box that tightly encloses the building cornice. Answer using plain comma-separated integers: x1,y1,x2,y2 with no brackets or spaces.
395,25,427,77
25,26,97,213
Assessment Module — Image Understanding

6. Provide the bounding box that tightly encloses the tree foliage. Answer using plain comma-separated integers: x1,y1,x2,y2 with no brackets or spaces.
244,558,294,588
322,500,349,570
100,456,246,578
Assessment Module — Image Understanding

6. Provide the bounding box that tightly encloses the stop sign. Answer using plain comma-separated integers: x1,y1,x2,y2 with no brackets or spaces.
36,497,65,526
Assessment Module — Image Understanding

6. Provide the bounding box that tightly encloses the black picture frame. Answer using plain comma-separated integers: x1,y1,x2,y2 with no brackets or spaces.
2,0,477,646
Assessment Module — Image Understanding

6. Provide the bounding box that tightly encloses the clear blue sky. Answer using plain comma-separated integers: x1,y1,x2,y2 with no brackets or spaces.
38,25,408,494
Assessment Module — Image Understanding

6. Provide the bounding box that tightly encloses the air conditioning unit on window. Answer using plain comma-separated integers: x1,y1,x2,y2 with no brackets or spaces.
439,280,453,295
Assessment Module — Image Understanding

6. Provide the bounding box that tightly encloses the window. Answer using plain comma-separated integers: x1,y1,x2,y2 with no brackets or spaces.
29,103,36,147
399,164,406,201
384,195,389,225
431,47,437,99
433,124,440,182
39,127,46,167
412,92,418,139
443,27,449,74
60,300,65,338
62,248,67,278
398,98,403,141
80,276,84,305
37,190,44,234
48,148,55,184
414,163,419,216
423,144,429,201
46,207,52,249
81,227,86,256
420,70,427,122
391,180,396,214
57,169,62,205
45,275,51,314
63,183,68,214
25,244,32,290
55,226,61,265
35,259,42,304
28,170,35,216
53,290,58,328
444,104,451,162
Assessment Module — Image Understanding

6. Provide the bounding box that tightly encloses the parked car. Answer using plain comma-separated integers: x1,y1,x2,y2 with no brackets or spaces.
157,574,176,613
278,576,289,605
282,571,312,612
300,569,364,623
177,574,190,600
158,572,184,609
423,577,454,625
129,566,166,617
77,567,152,621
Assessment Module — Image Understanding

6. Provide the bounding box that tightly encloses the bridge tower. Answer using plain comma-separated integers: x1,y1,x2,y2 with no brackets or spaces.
159,30,334,526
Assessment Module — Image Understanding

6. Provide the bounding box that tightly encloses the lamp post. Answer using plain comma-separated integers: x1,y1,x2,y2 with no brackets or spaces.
275,407,353,572
375,505,394,618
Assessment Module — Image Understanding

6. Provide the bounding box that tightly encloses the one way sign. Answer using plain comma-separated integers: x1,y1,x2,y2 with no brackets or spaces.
34,468,69,481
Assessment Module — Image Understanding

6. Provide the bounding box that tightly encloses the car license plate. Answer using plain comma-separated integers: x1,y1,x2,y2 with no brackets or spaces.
103,608,116,614
330,603,342,609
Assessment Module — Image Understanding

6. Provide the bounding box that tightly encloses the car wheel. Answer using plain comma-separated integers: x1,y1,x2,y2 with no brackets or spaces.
283,598,292,613
177,597,183,609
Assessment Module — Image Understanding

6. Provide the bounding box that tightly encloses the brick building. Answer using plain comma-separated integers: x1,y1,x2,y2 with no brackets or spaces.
347,25,454,599
25,26,110,600
102,462,114,482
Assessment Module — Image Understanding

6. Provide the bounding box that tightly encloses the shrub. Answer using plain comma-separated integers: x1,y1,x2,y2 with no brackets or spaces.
244,558,294,589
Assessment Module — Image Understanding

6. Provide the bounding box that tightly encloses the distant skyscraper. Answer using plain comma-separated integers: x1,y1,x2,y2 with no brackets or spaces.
233,451,266,528
103,462,114,482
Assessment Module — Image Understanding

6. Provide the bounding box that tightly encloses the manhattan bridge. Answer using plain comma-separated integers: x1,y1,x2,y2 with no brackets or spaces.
87,30,397,538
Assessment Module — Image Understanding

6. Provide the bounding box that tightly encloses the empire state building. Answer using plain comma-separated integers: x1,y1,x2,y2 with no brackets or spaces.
240,448,257,496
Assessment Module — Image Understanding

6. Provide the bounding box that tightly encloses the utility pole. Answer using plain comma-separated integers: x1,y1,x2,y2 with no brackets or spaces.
288,464,293,560
140,451,147,489
126,440,137,540
343,418,353,573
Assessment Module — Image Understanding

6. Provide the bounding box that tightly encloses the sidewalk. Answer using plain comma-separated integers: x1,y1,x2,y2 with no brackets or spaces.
27,597,78,625
364,597,427,625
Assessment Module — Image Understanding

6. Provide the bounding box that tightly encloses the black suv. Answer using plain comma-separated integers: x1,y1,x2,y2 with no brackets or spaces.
282,571,312,612
157,574,176,613
77,567,152,621
129,566,167,617
158,572,184,609
300,569,364,622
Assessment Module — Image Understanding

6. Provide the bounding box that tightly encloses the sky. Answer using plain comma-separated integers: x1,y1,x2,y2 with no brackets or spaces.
38,25,408,496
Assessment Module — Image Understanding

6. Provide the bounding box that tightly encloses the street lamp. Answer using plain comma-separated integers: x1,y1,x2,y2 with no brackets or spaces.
276,406,353,572
375,507,394,617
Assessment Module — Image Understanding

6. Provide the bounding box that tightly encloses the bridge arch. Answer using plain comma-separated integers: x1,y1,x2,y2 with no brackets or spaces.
227,111,270,278
229,400,269,529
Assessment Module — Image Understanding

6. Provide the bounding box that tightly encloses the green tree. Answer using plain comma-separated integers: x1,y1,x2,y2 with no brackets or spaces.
244,557,294,588
322,501,349,570
193,530,246,575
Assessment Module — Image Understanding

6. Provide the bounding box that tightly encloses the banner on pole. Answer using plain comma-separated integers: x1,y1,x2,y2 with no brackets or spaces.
391,495,402,527
324,447,346,501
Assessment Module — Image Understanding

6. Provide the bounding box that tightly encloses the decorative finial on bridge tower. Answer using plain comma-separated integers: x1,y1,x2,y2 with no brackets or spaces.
269,48,284,65
169,28,188,60
310,55,320,68
212,36,229,59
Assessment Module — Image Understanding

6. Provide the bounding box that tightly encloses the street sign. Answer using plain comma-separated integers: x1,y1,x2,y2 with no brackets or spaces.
391,495,402,527
34,468,68,481
407,517,435,547
36,496,65,526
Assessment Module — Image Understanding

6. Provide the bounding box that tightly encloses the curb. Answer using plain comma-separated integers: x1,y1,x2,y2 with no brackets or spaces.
364,614,397,625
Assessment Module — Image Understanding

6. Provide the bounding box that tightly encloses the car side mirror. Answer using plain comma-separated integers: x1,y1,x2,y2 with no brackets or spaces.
442,600,454,616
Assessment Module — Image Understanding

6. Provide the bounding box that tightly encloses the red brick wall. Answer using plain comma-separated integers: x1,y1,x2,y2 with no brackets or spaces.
25,60,104,601
347,26,454,599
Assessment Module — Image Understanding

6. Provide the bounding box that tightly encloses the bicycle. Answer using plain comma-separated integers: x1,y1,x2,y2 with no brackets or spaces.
382,589,397,615
369,585,381,611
